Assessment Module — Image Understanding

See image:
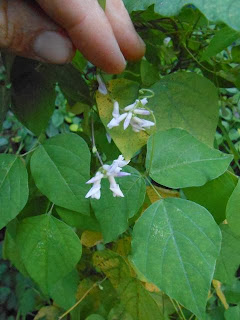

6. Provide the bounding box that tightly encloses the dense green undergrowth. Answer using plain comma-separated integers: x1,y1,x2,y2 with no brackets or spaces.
1,2,240,320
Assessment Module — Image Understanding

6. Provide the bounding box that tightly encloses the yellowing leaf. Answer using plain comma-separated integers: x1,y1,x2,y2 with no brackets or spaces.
96,79,151,160
144,282,160,293
34,306,61,320
113,237,131,257
146,186,179,203
81,231,103,248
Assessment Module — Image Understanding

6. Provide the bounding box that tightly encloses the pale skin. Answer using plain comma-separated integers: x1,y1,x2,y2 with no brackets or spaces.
0,0,145,73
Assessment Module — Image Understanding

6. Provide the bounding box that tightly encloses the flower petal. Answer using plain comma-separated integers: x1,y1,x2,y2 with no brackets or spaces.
123,112,133,130
110,184,124,197
86,172,104,184
118,113,128,122
140,119,155,128
85,184,101,198
107,118,120,129
112,100,120,118
134,108,151,115
140,98,148,106
124,101,137,111
117,172,131,177
96,75,108,95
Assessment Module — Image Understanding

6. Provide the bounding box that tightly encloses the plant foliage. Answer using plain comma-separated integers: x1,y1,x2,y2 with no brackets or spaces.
1,2,240,319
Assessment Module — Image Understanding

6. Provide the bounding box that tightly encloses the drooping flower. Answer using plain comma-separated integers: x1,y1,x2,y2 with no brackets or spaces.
107,98,155,132
85,155,130,200
96,74,108,95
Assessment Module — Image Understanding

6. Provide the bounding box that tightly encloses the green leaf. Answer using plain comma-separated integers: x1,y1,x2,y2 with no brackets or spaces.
140,59,160,87
97,79,151,160
214,225,240,285
232,46,240,63
0,154,29,230
56,207,100,231
42,64,91,105
131,198,222,319
72,50,88,72
224,279,240,304
93,250,164,320
226,179,240,236
201,27,240,61
16,214,82,294
184,171,238,224
225,305,240,320
31,133,90,214
150,72,219,146
124,0,240,32
50,269,79,310
11,58,56,136
86,315,105,320
3,220,28,276
98,0,106,10
146,128,233,189
91,166,146,243
108,305,133,320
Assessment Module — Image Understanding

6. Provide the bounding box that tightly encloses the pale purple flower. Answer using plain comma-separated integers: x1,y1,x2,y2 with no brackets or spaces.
85,172,104,199
123,112,133,130
85,155,130,199
108,176,124,197
97,75,108,95
107,97,155,132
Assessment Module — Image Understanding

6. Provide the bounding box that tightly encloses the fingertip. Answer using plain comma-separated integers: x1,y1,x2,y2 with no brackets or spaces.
105,0,146,62
124,34,146,62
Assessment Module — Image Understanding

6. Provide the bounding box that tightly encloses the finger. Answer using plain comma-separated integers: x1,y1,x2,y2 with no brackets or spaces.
36,0,126,74
105,0,145,61
0,0,75,64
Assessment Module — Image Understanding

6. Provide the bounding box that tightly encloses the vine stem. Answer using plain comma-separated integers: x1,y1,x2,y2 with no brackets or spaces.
91,117,104,166
20,146,38,158
183,44,217,75
176,301,187,320
58,278,106,320
145,176,162,199
218,121,240,170
169,297,186,320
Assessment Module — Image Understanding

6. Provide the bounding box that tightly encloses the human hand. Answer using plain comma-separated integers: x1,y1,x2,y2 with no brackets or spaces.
0,0,145,73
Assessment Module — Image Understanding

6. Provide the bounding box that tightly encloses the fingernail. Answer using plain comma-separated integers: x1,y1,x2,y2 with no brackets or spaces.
33,31,74,64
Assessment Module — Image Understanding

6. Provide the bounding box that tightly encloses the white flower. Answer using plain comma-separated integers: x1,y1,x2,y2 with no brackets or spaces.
85,155,130,199
85,172,104,199
107,98,155,132
96,75,108,95
163,37,171,47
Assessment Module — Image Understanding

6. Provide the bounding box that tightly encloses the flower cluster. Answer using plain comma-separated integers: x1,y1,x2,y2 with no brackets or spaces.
85,155,130,200
107,98,155,132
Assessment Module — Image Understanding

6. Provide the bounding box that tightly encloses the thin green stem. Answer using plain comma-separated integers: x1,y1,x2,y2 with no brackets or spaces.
218,121,240,170
169,297,185,320
145,176,162,199
20,146,38,158
146,133,155,176
183,44,217,75
59,277,106,320
91,117,104,166
176,301,187,320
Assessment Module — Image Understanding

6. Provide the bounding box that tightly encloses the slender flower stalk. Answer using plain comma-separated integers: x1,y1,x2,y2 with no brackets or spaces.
85,155,130,199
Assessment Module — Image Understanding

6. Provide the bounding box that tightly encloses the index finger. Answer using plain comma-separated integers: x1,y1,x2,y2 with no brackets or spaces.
36,0,127,73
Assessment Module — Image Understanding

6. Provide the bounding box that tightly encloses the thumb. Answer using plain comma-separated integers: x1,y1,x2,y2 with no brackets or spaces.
0,0,75,64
